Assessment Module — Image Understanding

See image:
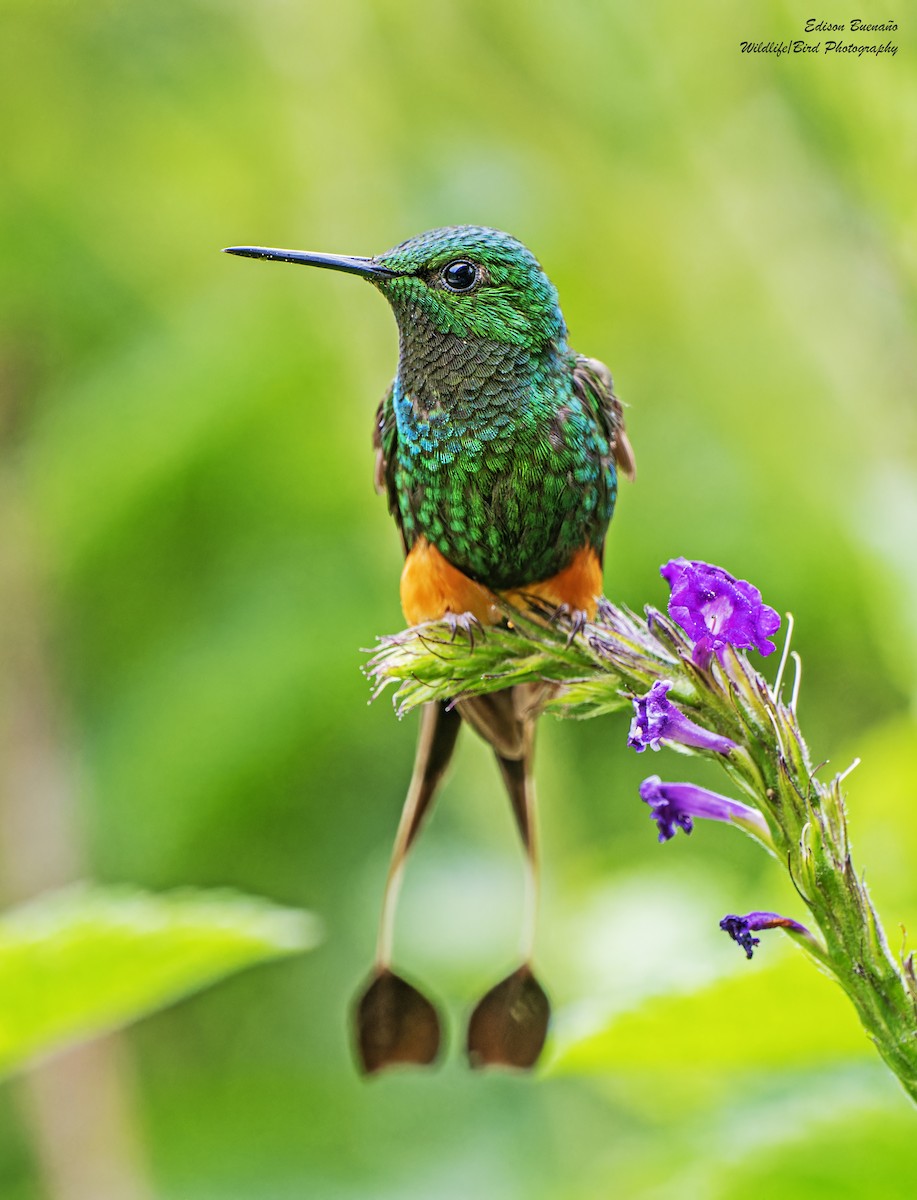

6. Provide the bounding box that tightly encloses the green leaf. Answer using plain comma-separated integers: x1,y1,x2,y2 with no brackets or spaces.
551,950,872,1075
0,885,321,1079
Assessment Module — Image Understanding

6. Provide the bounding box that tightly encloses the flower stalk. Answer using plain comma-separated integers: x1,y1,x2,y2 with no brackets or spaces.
366,563,917,1103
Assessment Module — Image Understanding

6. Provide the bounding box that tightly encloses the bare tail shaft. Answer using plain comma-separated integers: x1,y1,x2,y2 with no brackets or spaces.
375,701,461,967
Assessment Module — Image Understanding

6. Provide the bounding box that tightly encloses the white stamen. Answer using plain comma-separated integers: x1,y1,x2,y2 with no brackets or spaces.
790,651,803,713
773,611,795,698
766,704,787,761
837,757,861,786
702,595,733,637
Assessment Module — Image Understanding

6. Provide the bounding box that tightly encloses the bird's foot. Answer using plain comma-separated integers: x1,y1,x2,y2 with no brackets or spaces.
548,603,588,645
466,964,550,1071
353,967,443,1075
444,610,485,650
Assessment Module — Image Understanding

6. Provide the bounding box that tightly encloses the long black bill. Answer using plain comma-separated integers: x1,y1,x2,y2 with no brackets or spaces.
223,245,399,280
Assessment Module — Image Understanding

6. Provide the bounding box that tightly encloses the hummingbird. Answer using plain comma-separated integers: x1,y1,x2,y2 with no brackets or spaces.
224,227,635,1073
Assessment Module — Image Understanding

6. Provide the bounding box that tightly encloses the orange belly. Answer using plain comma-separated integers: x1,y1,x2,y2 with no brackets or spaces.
502,546,603,620
400,537,602,625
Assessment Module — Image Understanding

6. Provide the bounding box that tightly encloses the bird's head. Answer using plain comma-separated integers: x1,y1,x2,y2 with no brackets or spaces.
225,226,566,351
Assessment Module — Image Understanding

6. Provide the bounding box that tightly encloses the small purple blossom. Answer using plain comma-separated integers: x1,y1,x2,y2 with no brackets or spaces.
639,776,769,843
660,558,781,669
628,680,736,755
720,911,812,959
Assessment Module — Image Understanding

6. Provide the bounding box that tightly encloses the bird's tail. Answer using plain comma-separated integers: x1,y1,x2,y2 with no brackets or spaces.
375,701,462,968
455,687,541,960
354,701,461,1074
354,686,552,1073
457,687,551,1069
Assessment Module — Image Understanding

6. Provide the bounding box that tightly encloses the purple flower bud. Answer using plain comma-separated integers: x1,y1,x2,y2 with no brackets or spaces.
639,775,770,843
720,911,812,959
660,558,781,669
628,680,736,755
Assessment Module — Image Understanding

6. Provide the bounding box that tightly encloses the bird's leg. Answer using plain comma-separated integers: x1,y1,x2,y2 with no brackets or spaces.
353,701,461,1074
444,609,484,650
465,689,551,1070
547,601,589,646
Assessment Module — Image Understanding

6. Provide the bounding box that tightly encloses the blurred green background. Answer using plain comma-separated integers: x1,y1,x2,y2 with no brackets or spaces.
1,0,915,1196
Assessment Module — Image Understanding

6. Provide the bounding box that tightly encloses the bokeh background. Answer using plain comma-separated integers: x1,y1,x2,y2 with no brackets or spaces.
2,0,916,1196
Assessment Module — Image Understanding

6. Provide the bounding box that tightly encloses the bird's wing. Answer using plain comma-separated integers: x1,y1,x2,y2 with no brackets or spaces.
571,354,636,484
372,382,409,555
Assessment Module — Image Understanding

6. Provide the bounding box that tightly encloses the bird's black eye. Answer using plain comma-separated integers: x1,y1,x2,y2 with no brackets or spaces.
440,259,480,293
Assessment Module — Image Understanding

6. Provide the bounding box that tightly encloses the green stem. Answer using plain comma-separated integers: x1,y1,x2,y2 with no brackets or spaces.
367,601,917,1103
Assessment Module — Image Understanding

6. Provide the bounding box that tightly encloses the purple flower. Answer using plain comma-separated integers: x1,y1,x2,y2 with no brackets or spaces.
720,911,812,959
628,680,736,755
639,776,770,843
660,558,781,669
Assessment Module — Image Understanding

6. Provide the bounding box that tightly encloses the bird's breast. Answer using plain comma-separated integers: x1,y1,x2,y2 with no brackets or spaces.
393,377,614,591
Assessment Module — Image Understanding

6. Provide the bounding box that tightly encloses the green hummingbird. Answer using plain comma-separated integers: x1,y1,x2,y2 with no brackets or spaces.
225,226,635,1073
